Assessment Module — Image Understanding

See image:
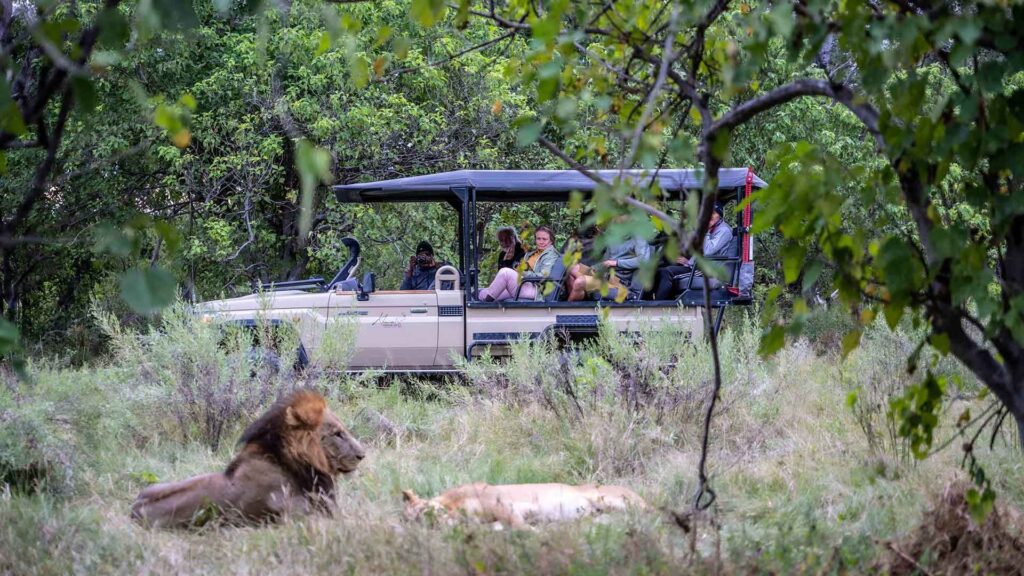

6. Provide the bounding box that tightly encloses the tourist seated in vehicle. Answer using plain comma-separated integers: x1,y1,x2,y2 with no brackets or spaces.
400,240,442,290
495,226,526,270
653,203,733,300
476,225,560,302
565,223,651,302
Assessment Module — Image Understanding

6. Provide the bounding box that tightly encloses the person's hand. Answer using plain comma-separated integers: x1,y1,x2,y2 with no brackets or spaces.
602,259,617,268
407,256,416,274
675,256,689,266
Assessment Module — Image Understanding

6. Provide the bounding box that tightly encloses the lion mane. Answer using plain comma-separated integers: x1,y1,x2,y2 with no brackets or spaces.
131,390,364,528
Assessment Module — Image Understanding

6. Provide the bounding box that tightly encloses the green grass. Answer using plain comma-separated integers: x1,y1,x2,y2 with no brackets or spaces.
1,311,1021,575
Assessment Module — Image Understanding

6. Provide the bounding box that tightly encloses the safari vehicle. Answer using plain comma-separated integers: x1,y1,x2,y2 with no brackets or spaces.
198,169,766,372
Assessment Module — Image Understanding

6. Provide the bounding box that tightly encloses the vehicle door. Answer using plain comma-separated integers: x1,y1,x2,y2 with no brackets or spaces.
328,288,438,369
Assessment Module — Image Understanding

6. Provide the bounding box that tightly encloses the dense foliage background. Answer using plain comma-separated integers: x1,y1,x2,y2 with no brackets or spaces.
1,0,880,354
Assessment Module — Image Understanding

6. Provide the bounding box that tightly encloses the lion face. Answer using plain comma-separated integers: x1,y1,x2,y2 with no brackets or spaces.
320,409,365,475
402,490,453,525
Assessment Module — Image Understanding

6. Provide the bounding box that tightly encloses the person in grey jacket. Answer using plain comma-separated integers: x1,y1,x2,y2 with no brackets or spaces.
477,226,560,301
653,203,733,300
566,225,651,302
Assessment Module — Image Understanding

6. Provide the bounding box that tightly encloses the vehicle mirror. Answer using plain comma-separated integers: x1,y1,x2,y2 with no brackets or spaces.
357,272,375,301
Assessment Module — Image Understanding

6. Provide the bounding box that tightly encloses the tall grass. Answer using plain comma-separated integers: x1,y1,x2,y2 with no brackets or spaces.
1,304,1019,575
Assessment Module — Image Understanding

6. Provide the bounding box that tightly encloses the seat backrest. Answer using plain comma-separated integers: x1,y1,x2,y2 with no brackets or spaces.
722,235,741,284
543,258,567,302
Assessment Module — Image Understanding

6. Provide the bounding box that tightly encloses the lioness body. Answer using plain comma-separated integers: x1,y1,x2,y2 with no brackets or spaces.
131,391,365,528
403,483,647,528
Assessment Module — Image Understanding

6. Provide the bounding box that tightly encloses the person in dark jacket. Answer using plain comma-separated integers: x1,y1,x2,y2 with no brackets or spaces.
495,226,526,270
400,240,442,290
653,203,733,300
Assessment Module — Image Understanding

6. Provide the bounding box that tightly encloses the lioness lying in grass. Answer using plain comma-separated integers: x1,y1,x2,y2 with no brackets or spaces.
402,482,648,529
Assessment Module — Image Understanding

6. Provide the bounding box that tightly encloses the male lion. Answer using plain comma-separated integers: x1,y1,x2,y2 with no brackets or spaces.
131,390,365,528
402,482,648,529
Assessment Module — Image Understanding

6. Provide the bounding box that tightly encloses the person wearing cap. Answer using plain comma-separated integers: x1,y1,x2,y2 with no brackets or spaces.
653,202,733,300
401,240,442,290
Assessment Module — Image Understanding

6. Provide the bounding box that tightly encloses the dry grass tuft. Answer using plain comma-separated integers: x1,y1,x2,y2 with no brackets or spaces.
876,480,1024,576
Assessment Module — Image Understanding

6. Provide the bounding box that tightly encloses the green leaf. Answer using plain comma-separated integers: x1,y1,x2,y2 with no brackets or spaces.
410,0,446,27
153,220,182,255
883,302,904,329
929,332,951,356
890,371,946,459
316,31,331,56
119,266,176,315
0,76,26,136
802,259,823,293
179,93,197,111
0,317,19,355
93,224,136,257
758,324,786,356
965,486,995,523
97,6,129,49
516,121,543,147
841,329,862,359
693,254,728,281
349,57,370,89
152,0,199,30
781,242,806,284
71,77,98,113
295,139,333,243
454,0,470,30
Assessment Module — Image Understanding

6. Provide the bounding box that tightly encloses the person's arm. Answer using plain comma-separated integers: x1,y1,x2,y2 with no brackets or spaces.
611,239,651,271
704,225,734,257
400,274,413,290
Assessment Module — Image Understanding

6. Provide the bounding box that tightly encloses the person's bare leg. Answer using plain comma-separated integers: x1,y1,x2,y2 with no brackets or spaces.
568,276,588,301
564,264,585,298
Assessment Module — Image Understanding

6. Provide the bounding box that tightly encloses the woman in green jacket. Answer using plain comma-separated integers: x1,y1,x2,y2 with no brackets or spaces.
477,225,560,302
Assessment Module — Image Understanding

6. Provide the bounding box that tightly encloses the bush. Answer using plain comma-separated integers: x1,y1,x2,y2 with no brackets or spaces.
95,302,292,451
0,364,133,494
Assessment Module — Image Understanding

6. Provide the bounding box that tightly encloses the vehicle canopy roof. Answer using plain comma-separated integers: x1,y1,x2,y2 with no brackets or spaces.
333,168,767,203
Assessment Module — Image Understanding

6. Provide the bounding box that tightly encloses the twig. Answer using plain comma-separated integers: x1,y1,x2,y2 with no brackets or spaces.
693,272,721,511
387,29,517,78
536,136,679,233
886,542,935,576
620,7,679,172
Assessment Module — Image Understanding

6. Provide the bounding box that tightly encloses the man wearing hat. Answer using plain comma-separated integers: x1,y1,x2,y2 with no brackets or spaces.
653,202,733,300
400,240,442,290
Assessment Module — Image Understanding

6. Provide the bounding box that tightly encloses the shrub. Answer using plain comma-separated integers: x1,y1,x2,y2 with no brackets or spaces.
0,364,132,493
95,302,290,451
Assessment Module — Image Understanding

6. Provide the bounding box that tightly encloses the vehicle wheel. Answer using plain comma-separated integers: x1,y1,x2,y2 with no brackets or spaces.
246,343,308,376
294,343,309,372
246,346,281,377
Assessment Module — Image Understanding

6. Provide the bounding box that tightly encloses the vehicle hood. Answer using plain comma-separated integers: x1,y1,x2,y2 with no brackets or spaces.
197,291,317,313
